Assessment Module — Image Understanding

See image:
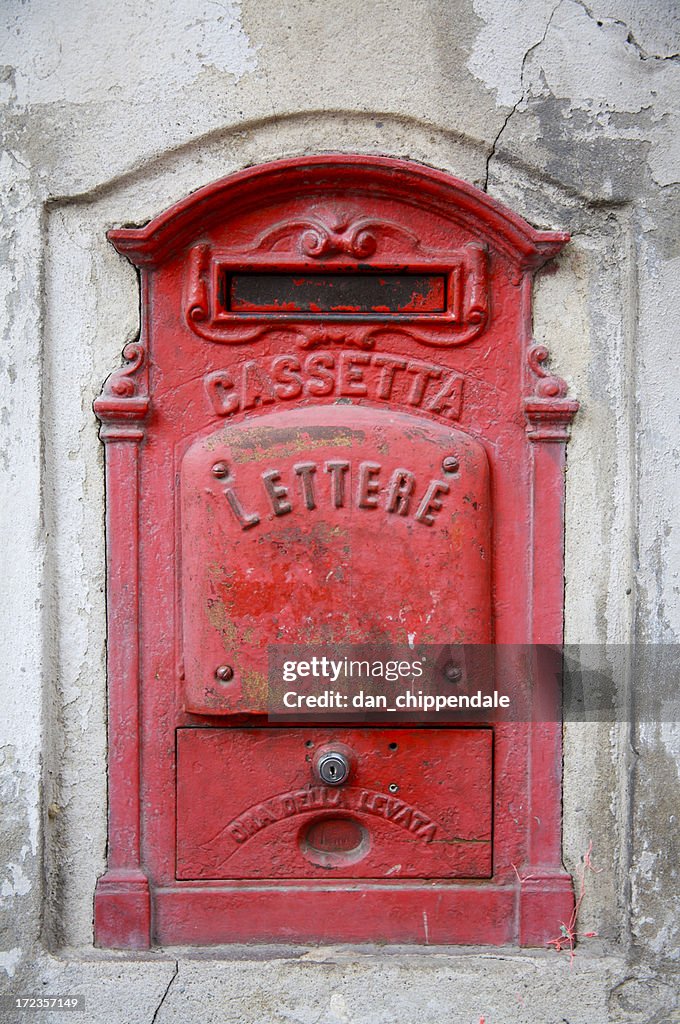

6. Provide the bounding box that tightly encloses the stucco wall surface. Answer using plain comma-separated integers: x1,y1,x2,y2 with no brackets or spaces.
0,1,678,1021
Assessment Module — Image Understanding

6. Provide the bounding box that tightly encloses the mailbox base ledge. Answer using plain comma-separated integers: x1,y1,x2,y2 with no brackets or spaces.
94,869,151,950
152,885,519,946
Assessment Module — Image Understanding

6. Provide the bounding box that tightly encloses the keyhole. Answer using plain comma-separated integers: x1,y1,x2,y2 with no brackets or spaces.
316,750,351,786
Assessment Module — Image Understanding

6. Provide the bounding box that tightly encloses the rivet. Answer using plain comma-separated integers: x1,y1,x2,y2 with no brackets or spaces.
442,456,460,474
215,664,234,682
388,783,399,794
211,461,229,478
443,662,462,683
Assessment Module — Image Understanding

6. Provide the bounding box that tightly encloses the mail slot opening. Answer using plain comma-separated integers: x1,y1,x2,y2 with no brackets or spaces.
222,271,448,314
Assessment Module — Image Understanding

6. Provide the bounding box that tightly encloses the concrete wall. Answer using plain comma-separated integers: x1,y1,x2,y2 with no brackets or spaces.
0,1,678,1021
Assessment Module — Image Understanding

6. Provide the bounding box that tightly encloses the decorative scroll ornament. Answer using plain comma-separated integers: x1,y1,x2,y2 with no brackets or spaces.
93,341,150,437
528,345,569,398
253,214,420,258
524,344,579,441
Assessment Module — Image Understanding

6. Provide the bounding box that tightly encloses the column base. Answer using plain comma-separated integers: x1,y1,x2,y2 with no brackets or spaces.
519,872,575,947
94,868,151,949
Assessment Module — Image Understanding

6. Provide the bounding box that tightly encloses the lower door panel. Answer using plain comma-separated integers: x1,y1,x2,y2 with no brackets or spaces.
176,726,493,880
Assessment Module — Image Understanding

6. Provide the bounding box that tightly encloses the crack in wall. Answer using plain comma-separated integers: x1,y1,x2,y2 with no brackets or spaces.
483,0,680,193
151,960,179,1024
484,0,563,190
572,0,680,62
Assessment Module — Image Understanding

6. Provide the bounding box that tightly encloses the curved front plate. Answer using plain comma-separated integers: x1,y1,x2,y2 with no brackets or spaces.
180,405,491,714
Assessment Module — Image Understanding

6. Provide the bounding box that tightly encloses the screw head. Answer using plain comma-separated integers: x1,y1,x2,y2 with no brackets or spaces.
211,461,229,479
443,662,462,683
442,456,460,474
215,664,234,682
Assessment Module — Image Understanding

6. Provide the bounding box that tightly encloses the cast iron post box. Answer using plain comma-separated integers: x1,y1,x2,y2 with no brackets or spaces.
94,156,578,948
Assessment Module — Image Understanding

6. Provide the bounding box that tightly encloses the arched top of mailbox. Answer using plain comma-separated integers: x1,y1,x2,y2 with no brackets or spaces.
108,155,568,271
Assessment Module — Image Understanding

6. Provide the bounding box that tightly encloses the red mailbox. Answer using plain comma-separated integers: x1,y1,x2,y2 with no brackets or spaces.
94,156,578,948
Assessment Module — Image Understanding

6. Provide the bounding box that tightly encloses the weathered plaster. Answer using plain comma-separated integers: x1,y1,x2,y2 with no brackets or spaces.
474,0,680,194
469,0,558,108
3,0,257,106
0,142,45,979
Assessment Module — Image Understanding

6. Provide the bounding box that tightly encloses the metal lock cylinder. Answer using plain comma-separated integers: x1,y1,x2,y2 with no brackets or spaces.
315,749,350,786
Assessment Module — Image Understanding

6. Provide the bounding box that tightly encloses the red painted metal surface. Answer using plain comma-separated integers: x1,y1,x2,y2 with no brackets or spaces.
176,727,492,879
181,405,491,714
93,155,578,949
